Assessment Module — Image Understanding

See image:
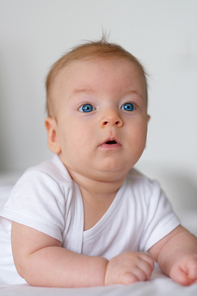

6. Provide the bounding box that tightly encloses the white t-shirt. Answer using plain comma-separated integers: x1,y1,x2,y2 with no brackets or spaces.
0,155,180,285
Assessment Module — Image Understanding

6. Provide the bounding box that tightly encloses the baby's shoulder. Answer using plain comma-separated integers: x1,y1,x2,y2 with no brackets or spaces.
29,155,71,181
127,168,153,184
14,155,73,194
126,168,161,197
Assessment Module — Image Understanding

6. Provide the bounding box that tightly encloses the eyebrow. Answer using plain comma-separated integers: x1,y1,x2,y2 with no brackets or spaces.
125,90,143,96
121,90,145,103
68,88,96,101
72,88,95,95
69,88,145,104
122,90,146,107
72,88,142,96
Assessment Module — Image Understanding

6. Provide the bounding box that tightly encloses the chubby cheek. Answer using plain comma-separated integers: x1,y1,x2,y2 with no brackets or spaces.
128,121,148,152
61,121,92,158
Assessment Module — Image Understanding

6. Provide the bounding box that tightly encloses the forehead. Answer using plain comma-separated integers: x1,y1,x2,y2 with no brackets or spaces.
59,58,144,86
51,58,147,108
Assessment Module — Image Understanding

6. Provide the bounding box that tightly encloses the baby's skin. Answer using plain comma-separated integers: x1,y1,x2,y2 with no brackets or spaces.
11,56,197,288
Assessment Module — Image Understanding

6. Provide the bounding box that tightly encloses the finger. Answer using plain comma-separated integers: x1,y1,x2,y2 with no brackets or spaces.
120,272,139,285
130,266,149,282
171,266,195,286
185,257,197,280
138,253,155,270
136,255,154,279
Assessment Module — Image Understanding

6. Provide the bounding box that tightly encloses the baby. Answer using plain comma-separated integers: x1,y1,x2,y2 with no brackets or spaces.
0,38,197,287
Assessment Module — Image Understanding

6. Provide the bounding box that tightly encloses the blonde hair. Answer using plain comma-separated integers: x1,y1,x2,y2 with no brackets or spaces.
46,37,148,116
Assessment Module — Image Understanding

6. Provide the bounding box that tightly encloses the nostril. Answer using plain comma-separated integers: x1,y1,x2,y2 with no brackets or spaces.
101,119,123,127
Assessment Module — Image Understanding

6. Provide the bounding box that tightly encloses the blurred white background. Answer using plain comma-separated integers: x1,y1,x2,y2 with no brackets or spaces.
0,0,197,217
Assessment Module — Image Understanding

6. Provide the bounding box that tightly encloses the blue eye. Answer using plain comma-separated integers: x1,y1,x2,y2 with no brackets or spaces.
121,103,135,111
79,104,95,113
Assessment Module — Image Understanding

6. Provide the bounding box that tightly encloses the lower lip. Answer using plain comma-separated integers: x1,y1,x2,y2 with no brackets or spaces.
99,143,122,149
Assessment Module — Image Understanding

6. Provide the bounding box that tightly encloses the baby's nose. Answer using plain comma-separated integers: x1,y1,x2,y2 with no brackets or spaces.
99,110,123,128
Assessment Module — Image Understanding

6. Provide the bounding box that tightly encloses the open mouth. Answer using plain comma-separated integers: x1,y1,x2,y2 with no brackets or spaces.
99,138,122,149
105,140,117,145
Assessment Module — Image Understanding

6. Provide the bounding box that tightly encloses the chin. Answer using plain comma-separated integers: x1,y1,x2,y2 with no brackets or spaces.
101,157,134,171
97,163,131,178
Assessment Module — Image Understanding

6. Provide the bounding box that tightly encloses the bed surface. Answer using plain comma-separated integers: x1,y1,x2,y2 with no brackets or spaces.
0,184,197,295
0,268,197,296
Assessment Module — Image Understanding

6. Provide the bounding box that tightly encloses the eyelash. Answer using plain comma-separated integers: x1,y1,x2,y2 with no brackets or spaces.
78,102,136,113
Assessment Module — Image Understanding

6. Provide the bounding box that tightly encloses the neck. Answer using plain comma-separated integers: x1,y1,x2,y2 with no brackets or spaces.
67,167,127,197
67,168,127,231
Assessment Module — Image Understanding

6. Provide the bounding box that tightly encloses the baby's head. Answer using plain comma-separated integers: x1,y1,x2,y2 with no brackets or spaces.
46,37,148,117
45,37,149,182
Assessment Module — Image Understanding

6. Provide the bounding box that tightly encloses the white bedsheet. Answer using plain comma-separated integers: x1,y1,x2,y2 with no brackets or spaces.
0,271,197,296
0,185,197,296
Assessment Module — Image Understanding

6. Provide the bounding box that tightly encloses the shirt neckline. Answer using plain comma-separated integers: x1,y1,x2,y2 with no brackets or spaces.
82,178,127,240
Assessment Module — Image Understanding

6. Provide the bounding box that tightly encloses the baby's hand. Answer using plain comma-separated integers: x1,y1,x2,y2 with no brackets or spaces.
170,254,197,286
105,252,154,285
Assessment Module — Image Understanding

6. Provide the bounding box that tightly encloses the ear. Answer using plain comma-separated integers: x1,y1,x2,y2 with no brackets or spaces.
45,117,61,154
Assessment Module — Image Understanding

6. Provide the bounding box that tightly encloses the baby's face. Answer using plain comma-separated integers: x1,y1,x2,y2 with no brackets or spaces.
48,58,149,182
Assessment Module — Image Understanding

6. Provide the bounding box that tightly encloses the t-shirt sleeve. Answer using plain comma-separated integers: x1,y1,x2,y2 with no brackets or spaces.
0,169,67,242
139,180,180,252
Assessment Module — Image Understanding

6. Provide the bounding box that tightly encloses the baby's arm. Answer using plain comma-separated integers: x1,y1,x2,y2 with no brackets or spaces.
12,222,154,287
149,225,197,286
11,222,108,287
